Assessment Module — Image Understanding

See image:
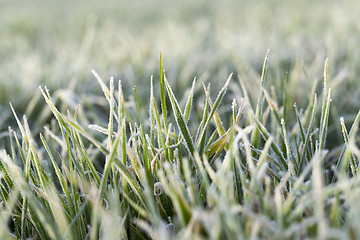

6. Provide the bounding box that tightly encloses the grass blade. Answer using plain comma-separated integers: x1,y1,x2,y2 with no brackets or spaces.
297,94,317,175
184,77,196,123
196,74,233,153
251,49,270,154
252,114,287,171
160,53,168,132
164,76,195,155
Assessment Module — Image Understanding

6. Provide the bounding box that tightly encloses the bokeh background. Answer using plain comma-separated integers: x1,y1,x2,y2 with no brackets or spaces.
1,0,360,148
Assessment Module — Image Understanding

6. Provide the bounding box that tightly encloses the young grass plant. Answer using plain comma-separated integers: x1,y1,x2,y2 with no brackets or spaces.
1,54,360,239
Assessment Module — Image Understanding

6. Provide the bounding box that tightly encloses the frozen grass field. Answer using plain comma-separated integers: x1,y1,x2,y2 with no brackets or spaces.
1,0,360,239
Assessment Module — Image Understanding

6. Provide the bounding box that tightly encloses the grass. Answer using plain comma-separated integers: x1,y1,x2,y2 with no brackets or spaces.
1,0,360,239
1,53,360,239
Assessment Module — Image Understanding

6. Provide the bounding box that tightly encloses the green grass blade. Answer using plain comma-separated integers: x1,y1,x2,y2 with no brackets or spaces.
40,133,73,207
152,95,169,164
281,119,295,174
318,89,331,151
99,126,121,197
197,74,232,150
319,59,329,151
160,53,168,132
197,83,211,155
0,151,63,239
165,76,195,155
331,110,360,181
297,94,317,175
263,88,282,128
149,76,156,143
251,49,270,154
294,103,306,143
283,72,288,123
65,117,109,154
133,86,153,189
205,129,232,159
339,117,357,176
159,165,192,227
252,114,288,171
91,70,119,123
184,77,196,123
73,131,101,185
113,158,145,204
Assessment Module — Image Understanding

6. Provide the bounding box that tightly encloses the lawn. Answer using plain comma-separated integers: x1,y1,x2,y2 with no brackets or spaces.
1,0,360,239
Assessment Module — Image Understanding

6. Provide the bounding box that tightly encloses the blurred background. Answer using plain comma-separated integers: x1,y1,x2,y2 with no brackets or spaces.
1,0,360,148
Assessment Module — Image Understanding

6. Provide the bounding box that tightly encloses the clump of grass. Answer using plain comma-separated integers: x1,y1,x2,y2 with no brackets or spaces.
1,53,360,239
